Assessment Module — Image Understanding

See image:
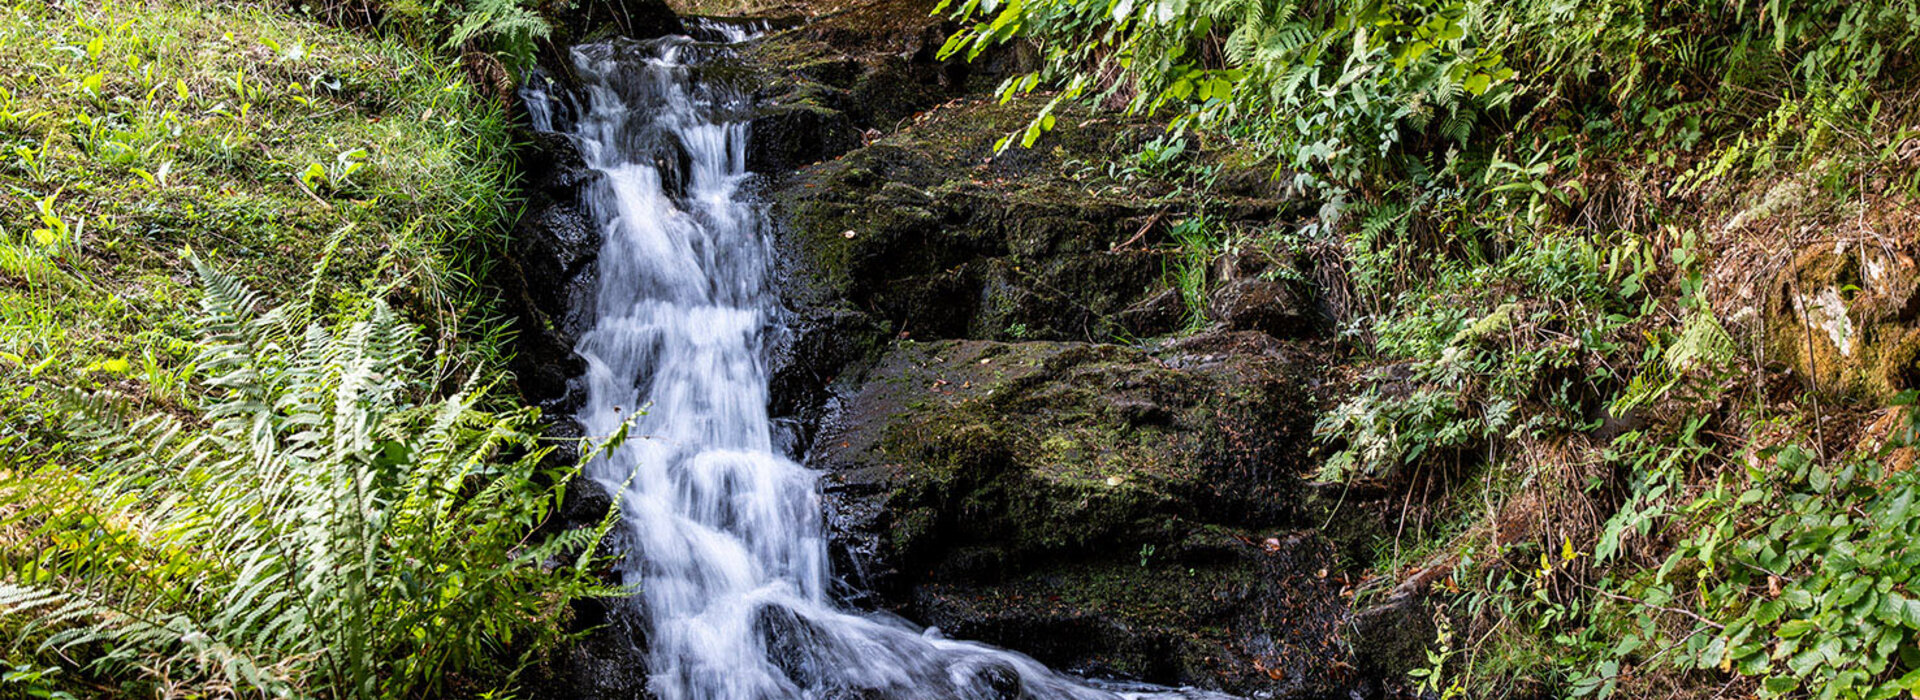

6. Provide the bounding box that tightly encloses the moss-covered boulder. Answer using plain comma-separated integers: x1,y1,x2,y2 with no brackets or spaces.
810,332,1355,696
771,97,1301,343
1766,241,1920,399
742,0,1005,171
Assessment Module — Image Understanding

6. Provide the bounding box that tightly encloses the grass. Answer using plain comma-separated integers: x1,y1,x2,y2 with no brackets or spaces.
0,0,562,696
0,0,522,413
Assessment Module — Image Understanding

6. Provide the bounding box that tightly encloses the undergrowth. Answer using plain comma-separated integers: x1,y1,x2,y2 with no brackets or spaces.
938,0,1920,696
1,259,621,698
0,0,609,697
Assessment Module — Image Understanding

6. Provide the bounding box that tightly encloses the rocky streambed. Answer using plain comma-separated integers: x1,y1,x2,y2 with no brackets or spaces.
498,1,1436,696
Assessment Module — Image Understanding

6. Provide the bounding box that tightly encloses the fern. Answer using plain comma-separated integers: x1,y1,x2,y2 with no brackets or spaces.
1,257,618,698
447,0,552,70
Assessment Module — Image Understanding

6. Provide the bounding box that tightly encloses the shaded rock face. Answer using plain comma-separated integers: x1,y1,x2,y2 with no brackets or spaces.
743,0,1020,172
502,0,1366,696
805,336,1355,696
1350,593,1435,680
556,0,685,44
739,8,1358,694
771,98,1300,346
1212,277,1314,340
504,130,601,411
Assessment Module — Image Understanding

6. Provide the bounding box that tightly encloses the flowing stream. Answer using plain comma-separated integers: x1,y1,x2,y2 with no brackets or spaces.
538,25,1230,700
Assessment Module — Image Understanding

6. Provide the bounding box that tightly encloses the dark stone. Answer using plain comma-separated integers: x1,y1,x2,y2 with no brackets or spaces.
559,454,616,529
771,97,1302,345
556,0,684,42
1116,288,1188,338
502,132,602,410
964,662,1029,700
749,103,863,172
911,531,1355,698
529,597,653,700
1351,593,1436,679
807,336,1353,696
757,604,832,688
1299,479,1394,568
1210,276,1315,340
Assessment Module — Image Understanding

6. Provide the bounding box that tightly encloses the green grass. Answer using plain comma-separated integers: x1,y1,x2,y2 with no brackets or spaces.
0,0,522,411
0,1,582,697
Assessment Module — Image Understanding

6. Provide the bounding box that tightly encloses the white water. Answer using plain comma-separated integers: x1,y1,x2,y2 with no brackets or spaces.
549,29,1232,700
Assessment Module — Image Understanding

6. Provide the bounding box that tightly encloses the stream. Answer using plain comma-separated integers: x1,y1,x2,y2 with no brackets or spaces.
526,21,1235,700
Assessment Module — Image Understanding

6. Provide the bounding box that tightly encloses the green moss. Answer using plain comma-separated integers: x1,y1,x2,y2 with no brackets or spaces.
1767,246,1920,399
846,337,1305,568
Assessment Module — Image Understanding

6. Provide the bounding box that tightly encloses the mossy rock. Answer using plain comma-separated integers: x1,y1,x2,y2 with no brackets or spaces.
912,530,1355,698
772,97,1300,342
811,332,1349,695
1765,242,1920,400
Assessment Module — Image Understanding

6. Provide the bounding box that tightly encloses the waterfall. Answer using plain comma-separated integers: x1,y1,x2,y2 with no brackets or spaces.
542,26,1230,700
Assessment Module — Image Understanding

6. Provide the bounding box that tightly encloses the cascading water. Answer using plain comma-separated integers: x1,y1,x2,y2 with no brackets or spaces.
540,24,1231,700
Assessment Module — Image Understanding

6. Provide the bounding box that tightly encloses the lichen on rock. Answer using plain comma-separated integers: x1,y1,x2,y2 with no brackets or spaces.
1766,241,1920,399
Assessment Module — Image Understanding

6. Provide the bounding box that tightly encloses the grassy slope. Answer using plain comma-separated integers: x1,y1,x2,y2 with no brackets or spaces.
0,0,539,694
1288,15,1920,700
0,0,518,417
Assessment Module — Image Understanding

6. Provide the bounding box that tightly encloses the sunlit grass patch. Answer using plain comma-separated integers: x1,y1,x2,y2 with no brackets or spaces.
0,0,521,410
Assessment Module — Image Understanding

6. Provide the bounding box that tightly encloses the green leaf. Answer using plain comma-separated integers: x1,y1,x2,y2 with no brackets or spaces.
1783,588,1816,609
1875,593,1906,625
1762,676,1799,696
1777,619,1816,638
1902,596,1920,629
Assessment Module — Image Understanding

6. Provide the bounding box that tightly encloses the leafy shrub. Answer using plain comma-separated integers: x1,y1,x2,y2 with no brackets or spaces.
1561,405,1920,700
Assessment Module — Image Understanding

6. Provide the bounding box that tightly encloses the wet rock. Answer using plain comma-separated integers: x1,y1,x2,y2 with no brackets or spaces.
1116,288,1189,338
738,0,1005,170
558,452,615,527
1210,276,1315,340
773,99,1299,344
503,131,601,409
1350,592,1436,680
749,102,863,172
810,335,1353,696
555,0,684,42
912,531,1354,698
530,597,654,700
963,661,1030,700
757,604,834,688
1299,479,1394,568
814,336,1311,569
